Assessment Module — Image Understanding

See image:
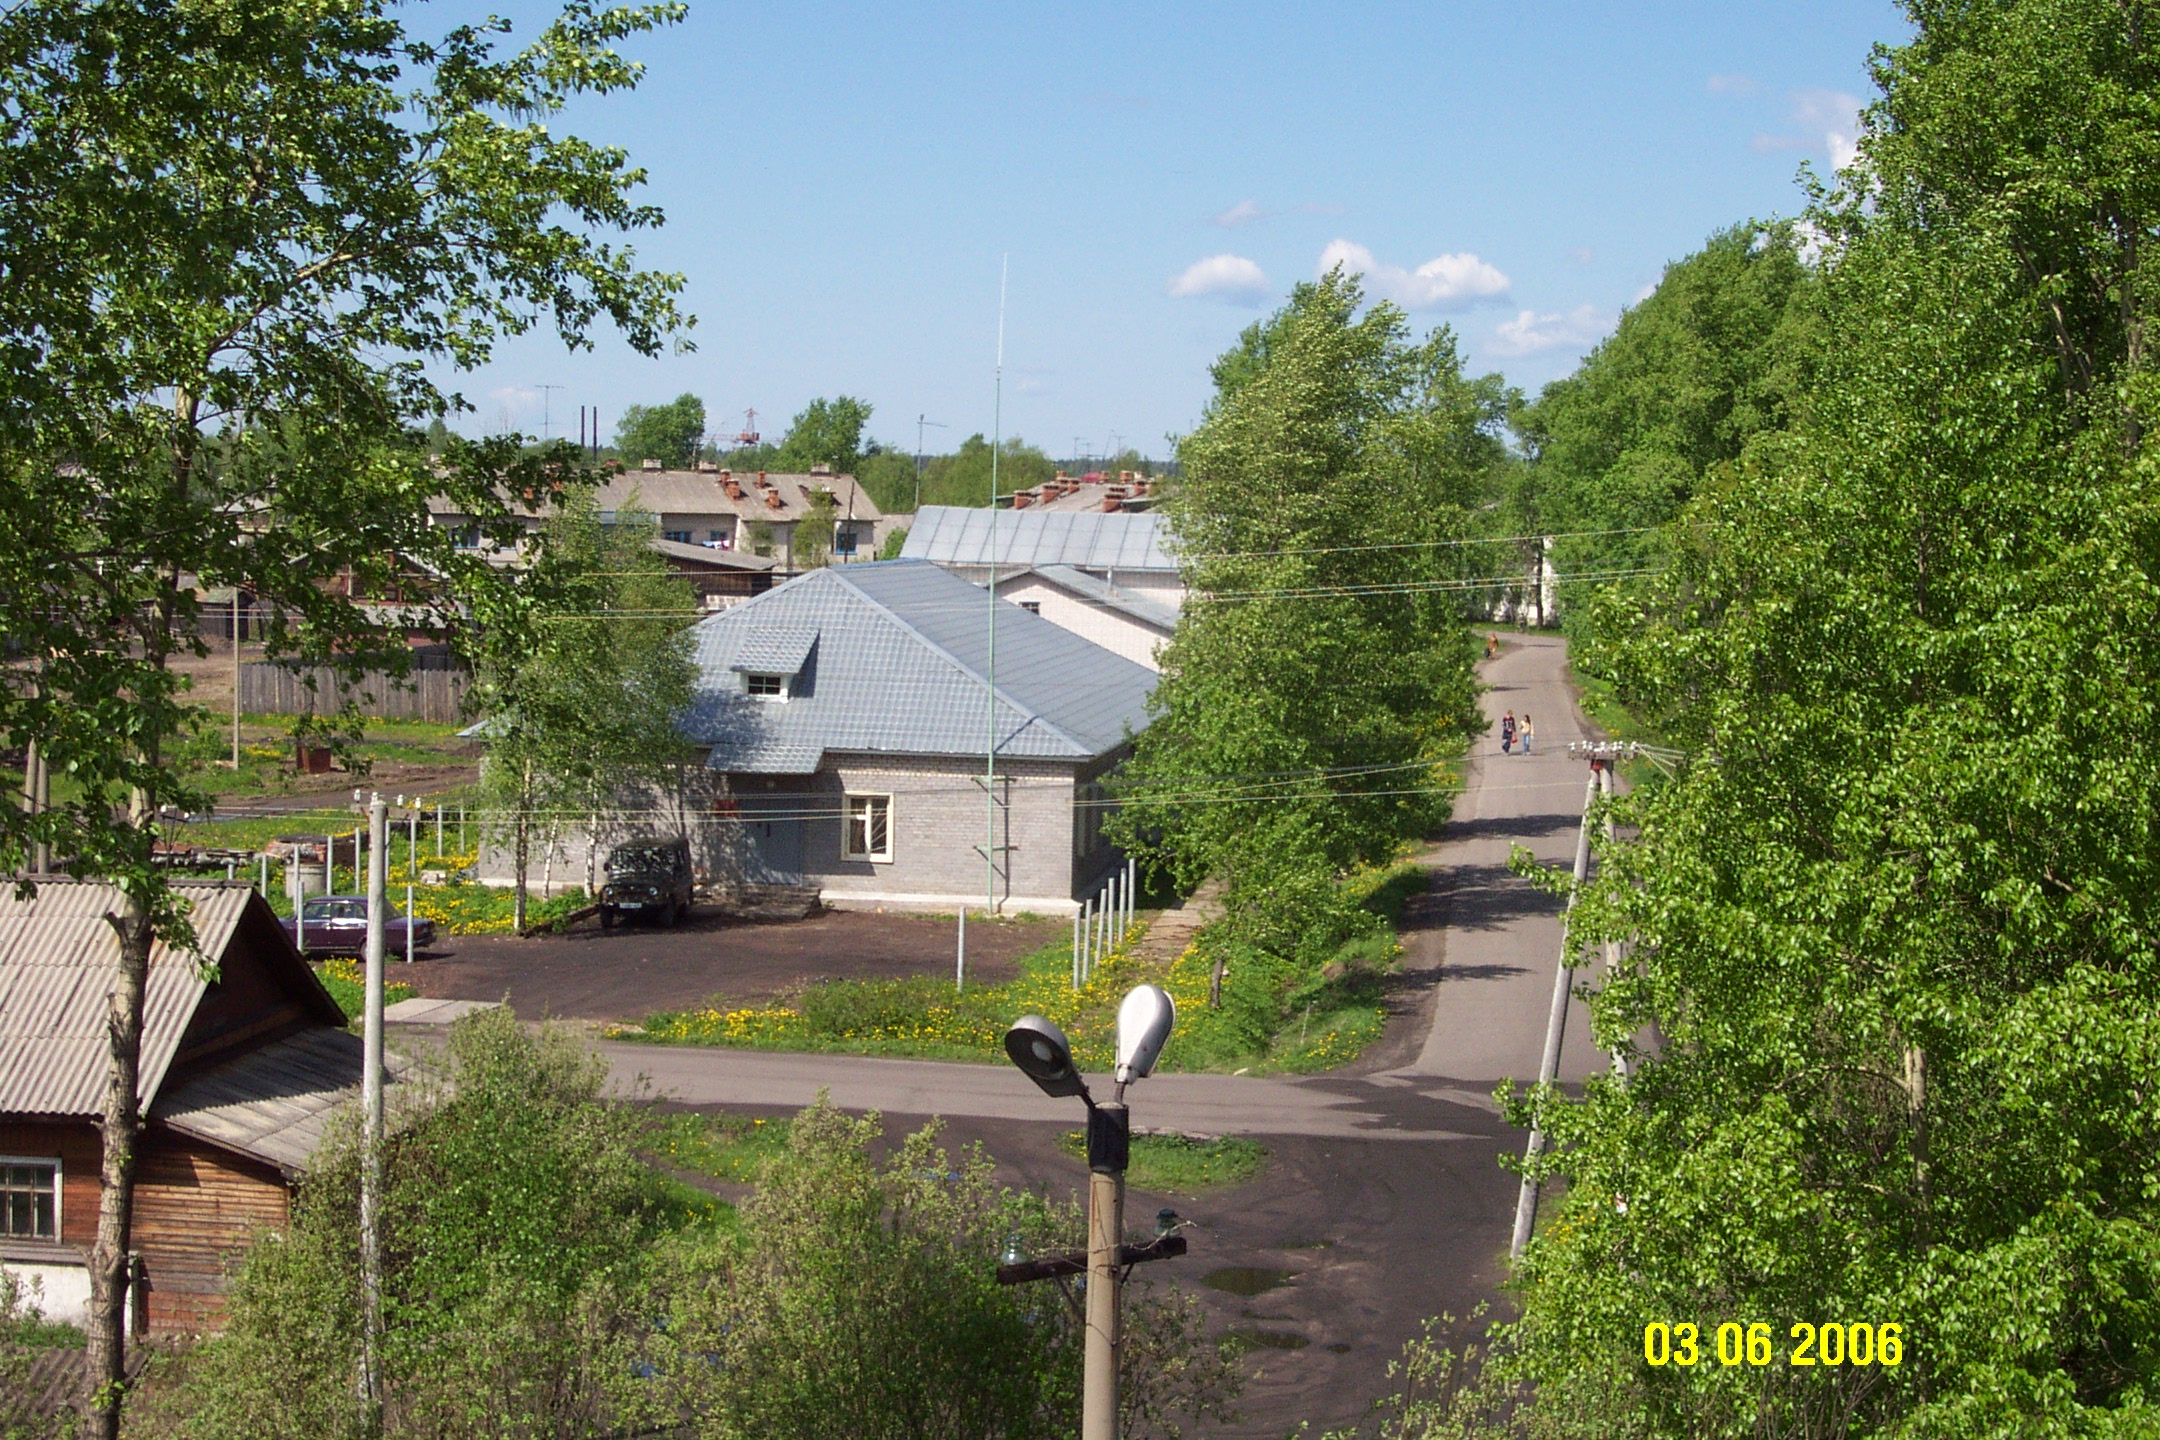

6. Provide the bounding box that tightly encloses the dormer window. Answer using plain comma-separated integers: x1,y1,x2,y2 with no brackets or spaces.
744,673,787,700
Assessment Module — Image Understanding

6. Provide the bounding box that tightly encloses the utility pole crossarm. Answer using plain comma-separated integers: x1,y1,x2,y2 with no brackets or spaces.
995,1233,1187,1286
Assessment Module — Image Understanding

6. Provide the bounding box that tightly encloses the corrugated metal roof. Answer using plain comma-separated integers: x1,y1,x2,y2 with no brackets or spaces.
900,506,1177,572
1022,565,1181,632
648,538,778,571
152,1027,424,1175
728,627,819,676
0,881,251,1117
684,561,1157,773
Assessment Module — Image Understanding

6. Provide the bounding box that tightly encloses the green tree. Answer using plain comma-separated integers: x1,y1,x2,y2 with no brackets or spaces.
136,1010,678,1439
855,444,924,514
615,391,707,468
773,394,873,474
790,487,837,569
644,1098,1241,1440
0,4,690,1426
476,493,697,927
917,433,1059,507
1493,5,2160,1435
1519,221,1816,585
1112,271,1487,993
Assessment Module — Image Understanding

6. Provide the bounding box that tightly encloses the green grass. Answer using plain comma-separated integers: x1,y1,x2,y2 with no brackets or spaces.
626,862,1418,1077
312,960,415,1018
643,1110,795,1184
1054,1131,1267,1192
3,1313,86,1349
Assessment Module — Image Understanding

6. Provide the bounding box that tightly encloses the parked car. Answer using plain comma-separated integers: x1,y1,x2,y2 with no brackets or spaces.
283,895,436,956
601,837,694,928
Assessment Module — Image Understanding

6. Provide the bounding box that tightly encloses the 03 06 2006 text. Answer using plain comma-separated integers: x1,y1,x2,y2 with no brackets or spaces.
1642,1321,1903,1368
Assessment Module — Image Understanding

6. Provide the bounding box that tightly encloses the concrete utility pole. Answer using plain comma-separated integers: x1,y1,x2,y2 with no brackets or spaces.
358,792,388,1418
1084,1102,1127,1440
1600,761,1629,1080
1511,761,1601,1261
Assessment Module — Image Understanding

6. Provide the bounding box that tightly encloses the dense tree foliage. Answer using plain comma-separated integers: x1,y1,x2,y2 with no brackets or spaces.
1113,271,1491,983
0,3,690,1424
772,394,873,474
132,1017,1236,1440
615,391,708,468
1473,5,2160,1436
1519,222,1816,587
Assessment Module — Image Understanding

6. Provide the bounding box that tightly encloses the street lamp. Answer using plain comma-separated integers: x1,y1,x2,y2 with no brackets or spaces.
999,988,1182,1440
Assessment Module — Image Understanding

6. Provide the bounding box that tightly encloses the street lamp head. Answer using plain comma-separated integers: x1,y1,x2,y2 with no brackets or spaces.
1114,984,1176,1085
1003,1016,1088,1099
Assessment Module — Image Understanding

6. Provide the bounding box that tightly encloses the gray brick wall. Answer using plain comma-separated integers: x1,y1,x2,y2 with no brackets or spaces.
473,748,1129,916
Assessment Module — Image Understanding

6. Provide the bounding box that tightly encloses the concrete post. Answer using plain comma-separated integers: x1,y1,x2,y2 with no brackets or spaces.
1510,766,1601,1260
1083,1108,1127,1440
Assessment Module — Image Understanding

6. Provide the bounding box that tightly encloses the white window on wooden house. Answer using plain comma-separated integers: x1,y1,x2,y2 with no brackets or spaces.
1,1158,59,1241
744,673,787,700
844,794,893,862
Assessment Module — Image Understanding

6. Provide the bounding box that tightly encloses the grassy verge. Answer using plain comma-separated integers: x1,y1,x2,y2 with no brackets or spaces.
623,857,1424,1076
312,958,415,1017
1054,1131,1267,1192
634,1111,793,1231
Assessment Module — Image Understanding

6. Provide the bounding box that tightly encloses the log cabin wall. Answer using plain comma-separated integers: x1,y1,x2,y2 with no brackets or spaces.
133,1131,290,1333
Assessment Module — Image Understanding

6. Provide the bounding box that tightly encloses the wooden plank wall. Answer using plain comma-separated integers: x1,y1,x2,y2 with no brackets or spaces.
0,1120,101,1249
238,662,469,723
133,1134,290,1333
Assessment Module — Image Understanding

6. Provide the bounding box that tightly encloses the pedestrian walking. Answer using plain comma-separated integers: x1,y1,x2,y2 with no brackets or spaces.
1486,633,1498,661
1520,714,1535,754
1500,709,1517,754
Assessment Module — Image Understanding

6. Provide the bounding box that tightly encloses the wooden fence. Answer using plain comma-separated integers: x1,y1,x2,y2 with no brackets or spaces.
239,663,470,724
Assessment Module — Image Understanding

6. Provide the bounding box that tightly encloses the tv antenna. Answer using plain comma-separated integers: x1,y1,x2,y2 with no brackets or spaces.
914,414,947,512
535,384,564,440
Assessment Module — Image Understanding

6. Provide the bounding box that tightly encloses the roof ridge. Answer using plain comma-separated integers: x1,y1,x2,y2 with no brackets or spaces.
824,566,1090,755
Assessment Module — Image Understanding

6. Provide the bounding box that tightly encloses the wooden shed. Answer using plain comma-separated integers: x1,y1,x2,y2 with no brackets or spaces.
0,878,413,1333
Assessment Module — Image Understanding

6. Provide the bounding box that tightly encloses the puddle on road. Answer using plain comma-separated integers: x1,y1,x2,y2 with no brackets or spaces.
1225,1328,1311,1354
1201,1266,1295,1297
1326,1342,1353,1354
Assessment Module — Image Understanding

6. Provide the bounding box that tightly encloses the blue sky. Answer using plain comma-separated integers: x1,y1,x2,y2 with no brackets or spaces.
440,1,1908,466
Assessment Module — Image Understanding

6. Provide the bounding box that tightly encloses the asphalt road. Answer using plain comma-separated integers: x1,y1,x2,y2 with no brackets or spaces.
590,631,1613,1437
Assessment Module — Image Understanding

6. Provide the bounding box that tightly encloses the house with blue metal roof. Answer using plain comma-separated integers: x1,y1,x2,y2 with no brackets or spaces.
900,506,1183,601
677,560,1158,913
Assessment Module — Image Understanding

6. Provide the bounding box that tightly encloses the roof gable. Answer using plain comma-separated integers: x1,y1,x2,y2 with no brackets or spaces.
0,881,341,1118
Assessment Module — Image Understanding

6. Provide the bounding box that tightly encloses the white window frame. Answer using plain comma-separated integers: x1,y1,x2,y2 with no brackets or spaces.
843,793,894,863
0,1155,61,1243
743,672,790,701
1017,600,1042,615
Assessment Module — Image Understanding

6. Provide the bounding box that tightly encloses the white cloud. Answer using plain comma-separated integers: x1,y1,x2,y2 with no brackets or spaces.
1706,72,1759,97
1317,239,1510,310
1212,199,1264,228
1167,253,1270,302
1567,246,1595,267
1752,89,1863,170
1487,305,1616,358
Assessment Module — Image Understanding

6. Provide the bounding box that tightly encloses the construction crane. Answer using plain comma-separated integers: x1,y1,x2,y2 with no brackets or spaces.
734,408,760,446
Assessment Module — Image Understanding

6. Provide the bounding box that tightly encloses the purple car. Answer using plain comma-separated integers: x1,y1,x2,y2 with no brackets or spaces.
284,895,436,956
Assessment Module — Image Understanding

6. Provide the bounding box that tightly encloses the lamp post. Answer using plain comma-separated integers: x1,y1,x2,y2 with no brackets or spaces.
1000,986,1181,1440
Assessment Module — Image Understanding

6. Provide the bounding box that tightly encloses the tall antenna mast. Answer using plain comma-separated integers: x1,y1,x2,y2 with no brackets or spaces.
535,384,563,441
985,255,1008,928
